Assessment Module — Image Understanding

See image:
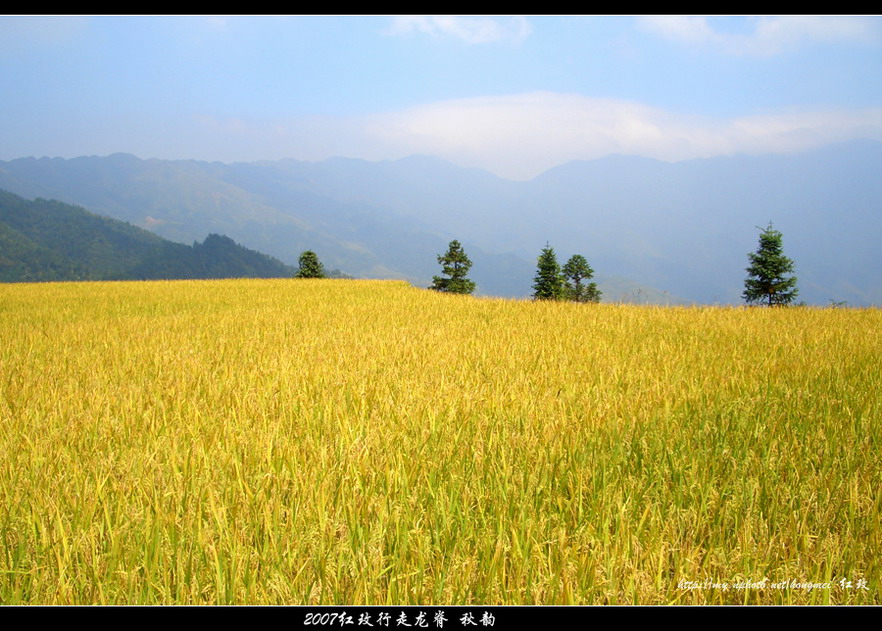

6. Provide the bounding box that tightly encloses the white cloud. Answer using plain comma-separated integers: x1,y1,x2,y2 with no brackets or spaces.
201,16,234,30
386,15,532,45
181,93,882,180
23,94,882,179
333,93,879,178
158,92,882,180
638,15,880,56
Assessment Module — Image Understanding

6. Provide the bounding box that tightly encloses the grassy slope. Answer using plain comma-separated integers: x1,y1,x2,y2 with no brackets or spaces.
0,279,879,604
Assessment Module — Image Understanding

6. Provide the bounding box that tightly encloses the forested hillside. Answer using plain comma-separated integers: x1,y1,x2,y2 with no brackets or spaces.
0,190,323,282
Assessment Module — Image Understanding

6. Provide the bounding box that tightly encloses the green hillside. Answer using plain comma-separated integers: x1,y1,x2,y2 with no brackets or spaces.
0,190,341,282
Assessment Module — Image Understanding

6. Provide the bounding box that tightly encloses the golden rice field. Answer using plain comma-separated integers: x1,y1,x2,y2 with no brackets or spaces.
0,278,879,605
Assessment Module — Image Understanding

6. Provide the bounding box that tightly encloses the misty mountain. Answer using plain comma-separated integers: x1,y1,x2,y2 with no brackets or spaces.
1,140,879,304
0,153,545,298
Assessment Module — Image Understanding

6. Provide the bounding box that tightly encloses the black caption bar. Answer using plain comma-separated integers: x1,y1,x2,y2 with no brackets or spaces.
295,606,601,627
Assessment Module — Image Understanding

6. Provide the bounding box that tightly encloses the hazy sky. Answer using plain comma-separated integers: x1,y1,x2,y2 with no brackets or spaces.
2,15,881,179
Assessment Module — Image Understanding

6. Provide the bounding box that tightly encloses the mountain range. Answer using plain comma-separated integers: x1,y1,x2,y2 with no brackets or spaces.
1,140,879,305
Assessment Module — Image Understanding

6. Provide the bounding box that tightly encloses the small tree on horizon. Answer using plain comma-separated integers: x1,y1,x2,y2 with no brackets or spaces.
296,250,326,279
743,222,798,306
532,243,566,300
563,254,601,303
430,240,476,295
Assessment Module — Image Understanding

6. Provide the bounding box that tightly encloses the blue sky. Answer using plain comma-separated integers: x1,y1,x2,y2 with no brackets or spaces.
2,15,881,179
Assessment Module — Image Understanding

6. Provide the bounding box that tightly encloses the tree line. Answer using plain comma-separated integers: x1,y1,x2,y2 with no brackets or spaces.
296,222,799,306
427,239,600,302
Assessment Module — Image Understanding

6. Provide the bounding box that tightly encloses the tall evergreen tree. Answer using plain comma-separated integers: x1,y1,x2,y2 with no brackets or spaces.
296,250,326,278
562,254,601,303
532,243,566,300
430,240,476,294
743,222,798,306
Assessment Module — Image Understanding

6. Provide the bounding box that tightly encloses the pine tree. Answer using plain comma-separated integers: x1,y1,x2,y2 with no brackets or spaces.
430,240,476,294
743,222,798,306
296,250,326,278
562,254,601,303
532,243,565,300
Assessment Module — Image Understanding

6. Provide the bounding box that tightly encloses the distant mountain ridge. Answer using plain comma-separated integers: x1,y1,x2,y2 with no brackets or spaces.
1,141,879,304
0,190,309,282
